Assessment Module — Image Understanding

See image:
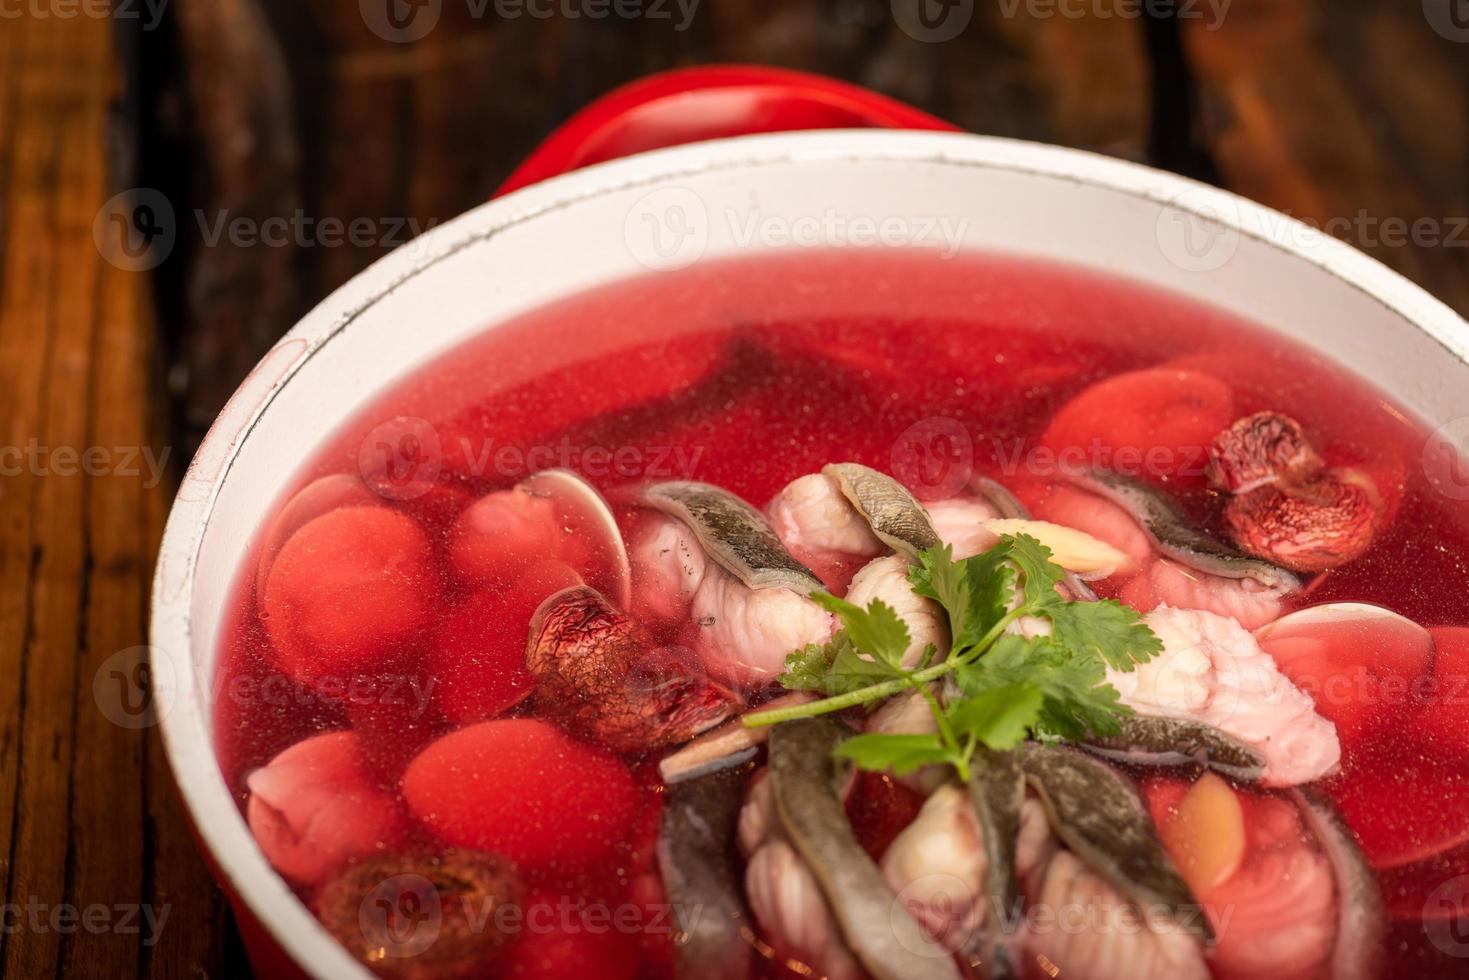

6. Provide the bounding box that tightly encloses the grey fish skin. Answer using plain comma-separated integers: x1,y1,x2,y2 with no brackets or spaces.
1082,716,1266,783
769,718,963,980
962,748,1024,980
823,463,942,559
1287,788,1384,980
1069,468,1301,594
1020,743,1212,942
644,481,824,595
658,765,757,980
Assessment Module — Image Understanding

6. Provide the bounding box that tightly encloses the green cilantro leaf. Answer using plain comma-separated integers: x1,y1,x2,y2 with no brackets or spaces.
956,634,1132,741
946,681,1044,750
811,593,911,668
761,528,1161,777
910,542,1014,649
833,733,955,775
1002,533,1068,606
777,643,840,692
1045,598,1162,672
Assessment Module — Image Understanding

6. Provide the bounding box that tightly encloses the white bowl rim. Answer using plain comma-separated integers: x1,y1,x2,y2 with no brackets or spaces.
149,128,1469,980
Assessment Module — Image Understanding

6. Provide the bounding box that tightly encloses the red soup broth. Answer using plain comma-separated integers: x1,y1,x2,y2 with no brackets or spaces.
215,248,1469,978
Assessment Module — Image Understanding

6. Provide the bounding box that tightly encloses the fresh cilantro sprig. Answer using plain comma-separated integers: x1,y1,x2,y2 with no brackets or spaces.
742,535,1162,780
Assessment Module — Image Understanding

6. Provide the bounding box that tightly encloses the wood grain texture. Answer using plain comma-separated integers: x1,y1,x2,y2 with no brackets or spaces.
0,11,241,980
1183,0,1469,315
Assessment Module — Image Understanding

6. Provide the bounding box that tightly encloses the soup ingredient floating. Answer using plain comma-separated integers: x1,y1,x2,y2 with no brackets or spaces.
743,531,1165,780
235,448,1440,980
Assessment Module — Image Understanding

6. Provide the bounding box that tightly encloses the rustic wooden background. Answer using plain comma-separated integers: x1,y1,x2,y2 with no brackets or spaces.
1,1,1466,977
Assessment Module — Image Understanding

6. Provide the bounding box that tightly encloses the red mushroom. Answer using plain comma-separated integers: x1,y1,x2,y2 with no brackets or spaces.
1223,468,1382,573
312,849,522,980
1207,411,1324,494
525,586,735,754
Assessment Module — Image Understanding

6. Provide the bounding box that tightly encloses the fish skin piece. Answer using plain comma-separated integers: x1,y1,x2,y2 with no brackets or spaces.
769,718,964,980
739,770,866,980
1020,743,1210,941
1070,468,1300,594
962,747,1026,979
658,765,757,980
645,481,824,595
1081,715,1266,783
823,462,942,558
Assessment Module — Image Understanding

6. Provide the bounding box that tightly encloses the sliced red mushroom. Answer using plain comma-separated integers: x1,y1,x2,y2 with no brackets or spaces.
526,586,736,754
1206,411,1324,494
313,849,522,980
1224,468,1383,572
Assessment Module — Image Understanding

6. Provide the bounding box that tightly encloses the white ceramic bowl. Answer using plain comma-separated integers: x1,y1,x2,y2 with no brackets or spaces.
150,130,1469,979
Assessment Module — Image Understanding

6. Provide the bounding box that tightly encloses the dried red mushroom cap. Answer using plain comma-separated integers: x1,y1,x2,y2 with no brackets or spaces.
312,849,522,980
527,586,734,754
1207,412,1324,494
1223,469,1382,572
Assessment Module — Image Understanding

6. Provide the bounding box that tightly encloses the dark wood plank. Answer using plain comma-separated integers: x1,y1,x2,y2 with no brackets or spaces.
0,11,224,980
1183,0,1469,315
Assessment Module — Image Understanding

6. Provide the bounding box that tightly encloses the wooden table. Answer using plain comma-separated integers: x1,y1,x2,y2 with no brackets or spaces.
1,2,1465,977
